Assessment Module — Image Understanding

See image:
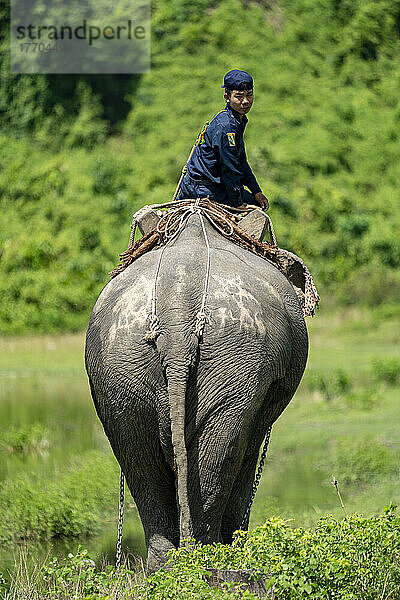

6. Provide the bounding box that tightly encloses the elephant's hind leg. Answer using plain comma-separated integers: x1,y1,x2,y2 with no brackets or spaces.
220,415,268,544
125,466,179,573
99,396,179,573
221,371,306,544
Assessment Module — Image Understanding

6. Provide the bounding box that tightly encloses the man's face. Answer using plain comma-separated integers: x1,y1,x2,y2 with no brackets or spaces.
225,89,254,116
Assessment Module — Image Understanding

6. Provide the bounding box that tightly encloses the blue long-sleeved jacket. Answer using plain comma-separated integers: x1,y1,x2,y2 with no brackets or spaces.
179,103,261,207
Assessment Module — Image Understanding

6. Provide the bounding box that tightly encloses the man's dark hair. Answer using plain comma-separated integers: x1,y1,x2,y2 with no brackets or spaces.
225,82,253,95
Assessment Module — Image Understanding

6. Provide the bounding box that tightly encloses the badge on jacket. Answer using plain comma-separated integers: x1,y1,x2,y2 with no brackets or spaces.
227,132,236,146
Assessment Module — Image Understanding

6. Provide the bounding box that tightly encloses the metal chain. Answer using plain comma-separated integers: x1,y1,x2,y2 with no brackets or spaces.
115,469,125,571
240,425,272,531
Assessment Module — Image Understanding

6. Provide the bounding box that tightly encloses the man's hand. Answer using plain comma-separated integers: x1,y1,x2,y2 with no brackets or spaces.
254,192,269,210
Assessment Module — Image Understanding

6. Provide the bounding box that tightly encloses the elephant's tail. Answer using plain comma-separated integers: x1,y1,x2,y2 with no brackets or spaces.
166,367,191,544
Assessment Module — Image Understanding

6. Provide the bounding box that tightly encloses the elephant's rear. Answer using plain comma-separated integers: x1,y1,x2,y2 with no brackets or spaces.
85,214,308,567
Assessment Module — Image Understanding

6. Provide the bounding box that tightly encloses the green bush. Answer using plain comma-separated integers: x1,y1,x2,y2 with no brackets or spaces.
332,436,398,486
0,452,118,543
338,264,400,306
305,368,380,410
343,386,380,411
370,357,400,386
40,546,138,599
144,507,400,599
0,423,49,455
307,369,352,402
64,82,108,150
4,508,400,599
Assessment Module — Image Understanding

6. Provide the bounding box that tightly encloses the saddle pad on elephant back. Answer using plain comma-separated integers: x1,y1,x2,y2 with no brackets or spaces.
110,198,319,317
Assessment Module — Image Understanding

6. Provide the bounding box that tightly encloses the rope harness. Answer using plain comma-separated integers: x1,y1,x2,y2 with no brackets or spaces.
110,199,277,281
144,199,238,342
110,198,319,319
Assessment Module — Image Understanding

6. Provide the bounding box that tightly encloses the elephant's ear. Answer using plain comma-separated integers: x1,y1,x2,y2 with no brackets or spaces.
276,249,320,317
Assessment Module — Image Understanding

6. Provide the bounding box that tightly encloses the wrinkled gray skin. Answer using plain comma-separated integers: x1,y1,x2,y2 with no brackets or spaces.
85,213,308,573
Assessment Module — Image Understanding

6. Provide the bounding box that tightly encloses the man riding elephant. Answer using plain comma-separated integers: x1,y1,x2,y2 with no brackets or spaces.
178,69,269,210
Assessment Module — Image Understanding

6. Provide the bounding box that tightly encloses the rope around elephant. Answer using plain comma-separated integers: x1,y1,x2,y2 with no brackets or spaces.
144,199,233,342
109,198,319,318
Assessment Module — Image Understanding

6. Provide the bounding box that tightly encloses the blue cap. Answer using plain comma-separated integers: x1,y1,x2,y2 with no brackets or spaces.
221,69,253,90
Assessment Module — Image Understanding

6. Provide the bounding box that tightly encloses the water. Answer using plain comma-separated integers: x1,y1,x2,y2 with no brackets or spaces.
0,371,146,579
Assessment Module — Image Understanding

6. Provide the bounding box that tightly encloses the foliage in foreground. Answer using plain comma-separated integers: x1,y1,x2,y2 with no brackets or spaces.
3,507,400,599
2,547,141,600
147,506,400,599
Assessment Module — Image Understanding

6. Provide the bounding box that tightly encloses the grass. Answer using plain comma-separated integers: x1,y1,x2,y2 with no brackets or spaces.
0,333,85,375
3,547,145,600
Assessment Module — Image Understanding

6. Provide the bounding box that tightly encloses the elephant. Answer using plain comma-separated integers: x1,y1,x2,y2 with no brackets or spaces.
85,209,308,573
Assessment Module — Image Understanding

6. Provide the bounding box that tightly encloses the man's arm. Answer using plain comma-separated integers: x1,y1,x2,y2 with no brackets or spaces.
214,126,248,207
212,125,269,209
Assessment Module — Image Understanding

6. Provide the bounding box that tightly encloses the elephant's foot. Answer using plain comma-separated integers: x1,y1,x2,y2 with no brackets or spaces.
146,534,177,574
